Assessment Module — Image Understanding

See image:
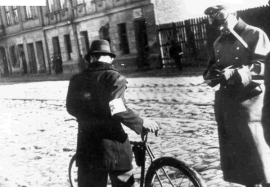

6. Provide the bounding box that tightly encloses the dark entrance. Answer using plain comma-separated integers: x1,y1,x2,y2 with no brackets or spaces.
17,44,27,74
36,41,46,73
27,43,37,74
134,19,149,70
118,23,129,54
99,25,110,43
0,47,9,76
52,36,63,74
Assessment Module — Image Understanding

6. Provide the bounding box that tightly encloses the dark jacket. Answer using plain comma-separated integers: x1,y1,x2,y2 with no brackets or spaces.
169,42,182,59
66,61,143,170
263,52,270,146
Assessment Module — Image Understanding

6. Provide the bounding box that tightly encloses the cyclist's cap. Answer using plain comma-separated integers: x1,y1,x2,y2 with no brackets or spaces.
204,5,228,16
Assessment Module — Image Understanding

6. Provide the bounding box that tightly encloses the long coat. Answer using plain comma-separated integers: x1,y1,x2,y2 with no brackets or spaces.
204,19,270,185
66,61,143,170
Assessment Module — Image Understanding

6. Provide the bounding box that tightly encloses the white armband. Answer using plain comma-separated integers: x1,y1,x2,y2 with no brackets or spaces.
109,98,126,116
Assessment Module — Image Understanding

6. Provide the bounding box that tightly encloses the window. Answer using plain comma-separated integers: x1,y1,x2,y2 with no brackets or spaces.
5,6,11,25
59,0,67,9
118,23,130,54
64,34,72,60
47,0,54,12
12,6,18,23
25,6,33,19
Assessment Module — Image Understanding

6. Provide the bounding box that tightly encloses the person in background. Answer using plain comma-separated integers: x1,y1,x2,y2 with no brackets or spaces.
203,5,270,187
66,39,159,187
169,40,183,70
51,52,62,74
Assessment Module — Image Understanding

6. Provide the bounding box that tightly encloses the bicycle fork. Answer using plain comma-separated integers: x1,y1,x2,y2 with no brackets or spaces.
145,144,175,187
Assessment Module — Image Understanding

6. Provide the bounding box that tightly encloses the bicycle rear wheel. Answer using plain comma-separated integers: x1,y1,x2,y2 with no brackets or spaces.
68,153,78,187
145,157,206,187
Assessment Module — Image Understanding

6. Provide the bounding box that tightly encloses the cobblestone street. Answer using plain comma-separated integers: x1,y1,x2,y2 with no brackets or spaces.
0,73,244,187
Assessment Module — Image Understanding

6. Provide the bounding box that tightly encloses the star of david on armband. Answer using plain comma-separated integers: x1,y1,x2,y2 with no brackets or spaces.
109,98,126,116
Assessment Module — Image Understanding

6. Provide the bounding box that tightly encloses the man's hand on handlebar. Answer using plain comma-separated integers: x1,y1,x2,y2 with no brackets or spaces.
141,118,160,141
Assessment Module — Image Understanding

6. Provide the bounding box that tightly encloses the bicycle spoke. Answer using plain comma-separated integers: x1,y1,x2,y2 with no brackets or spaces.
160,167,175,187
152,166,197,187
154,170,164,187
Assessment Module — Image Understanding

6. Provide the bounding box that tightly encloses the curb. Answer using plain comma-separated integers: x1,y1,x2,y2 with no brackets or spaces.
0,67,205,84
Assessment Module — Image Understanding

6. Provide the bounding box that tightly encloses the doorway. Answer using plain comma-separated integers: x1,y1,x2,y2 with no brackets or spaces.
17,44,27,74
36,41,46,72
99,25,110,43
0,47,9,76
52,36,63,74
27,43,37,74
118,23,129,54
134,19,149,69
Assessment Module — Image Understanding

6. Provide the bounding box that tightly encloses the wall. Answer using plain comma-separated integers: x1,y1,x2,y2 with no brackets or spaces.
2,29,47,75
42,0,158,73
0,0,159,75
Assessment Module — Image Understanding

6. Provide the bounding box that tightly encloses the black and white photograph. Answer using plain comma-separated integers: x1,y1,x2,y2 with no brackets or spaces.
0,0,270,186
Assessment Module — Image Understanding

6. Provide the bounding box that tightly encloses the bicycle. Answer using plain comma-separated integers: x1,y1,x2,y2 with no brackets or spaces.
68,131,206,187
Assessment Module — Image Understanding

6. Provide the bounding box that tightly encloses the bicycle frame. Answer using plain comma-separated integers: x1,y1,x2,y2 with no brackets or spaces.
67,121,205,187
132,134,175,187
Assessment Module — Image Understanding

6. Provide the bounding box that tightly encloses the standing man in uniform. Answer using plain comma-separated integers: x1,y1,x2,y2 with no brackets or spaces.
262,51,270,187
203,5,270,187
66,39,159,187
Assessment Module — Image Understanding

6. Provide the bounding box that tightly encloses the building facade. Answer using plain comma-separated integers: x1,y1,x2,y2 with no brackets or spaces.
0,0,160,76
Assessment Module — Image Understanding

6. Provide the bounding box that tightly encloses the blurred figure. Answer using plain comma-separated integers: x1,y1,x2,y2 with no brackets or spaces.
51,52,63,74
203,5,270,187
169,40,183,70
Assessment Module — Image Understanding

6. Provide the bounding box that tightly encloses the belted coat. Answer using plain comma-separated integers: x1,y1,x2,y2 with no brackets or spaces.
66,61,143,170
203,19,270,185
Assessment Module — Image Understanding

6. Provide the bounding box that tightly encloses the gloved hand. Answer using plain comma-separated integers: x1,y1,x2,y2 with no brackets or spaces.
220,67,237,85
236,65,252,87
220,65,252,86
141,118,160,141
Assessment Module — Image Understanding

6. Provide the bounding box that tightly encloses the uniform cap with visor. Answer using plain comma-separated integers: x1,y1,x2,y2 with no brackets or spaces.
204,5,230,27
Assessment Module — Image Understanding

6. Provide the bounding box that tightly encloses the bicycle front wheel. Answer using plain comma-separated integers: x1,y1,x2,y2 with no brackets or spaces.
68,153,78,187
145,157,206,187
